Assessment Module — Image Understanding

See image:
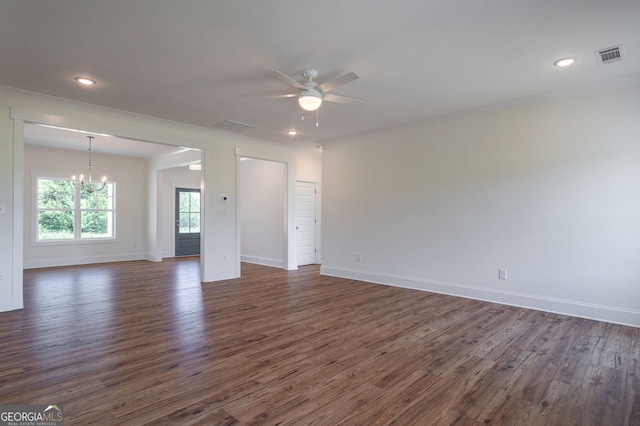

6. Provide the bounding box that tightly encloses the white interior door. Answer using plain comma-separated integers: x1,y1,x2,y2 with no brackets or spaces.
296,181,316,266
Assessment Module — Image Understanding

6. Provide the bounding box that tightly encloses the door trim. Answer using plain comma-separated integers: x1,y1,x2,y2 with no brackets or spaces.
174,185,201,257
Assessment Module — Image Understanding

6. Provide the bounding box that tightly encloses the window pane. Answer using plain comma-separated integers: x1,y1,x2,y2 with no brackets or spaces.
80,182,114,239
81,184,110,209
38,210,74,240
190,213,200,232
179,212,191,233
38,178,74,209
190,192,200,213
81,211,112,238
180,192,191,212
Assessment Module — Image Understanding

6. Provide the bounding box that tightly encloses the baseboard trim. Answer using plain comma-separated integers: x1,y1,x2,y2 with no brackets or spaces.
240,255,284,269
24,253,144,269
320,265,640,328
201,269,239,283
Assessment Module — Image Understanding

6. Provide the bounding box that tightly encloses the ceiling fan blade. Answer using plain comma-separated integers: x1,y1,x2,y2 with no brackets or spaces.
318,72,360,93
273,70,305,90
258,93,298,99
323,93,365,107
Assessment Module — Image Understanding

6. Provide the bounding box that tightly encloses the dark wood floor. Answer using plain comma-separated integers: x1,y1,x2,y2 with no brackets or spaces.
1,258,638,425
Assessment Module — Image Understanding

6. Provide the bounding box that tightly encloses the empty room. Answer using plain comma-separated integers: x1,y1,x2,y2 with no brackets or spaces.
1,1,639,424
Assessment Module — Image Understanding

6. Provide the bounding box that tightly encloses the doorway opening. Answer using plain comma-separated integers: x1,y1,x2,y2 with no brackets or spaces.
239,158,286,268
175,187,201,256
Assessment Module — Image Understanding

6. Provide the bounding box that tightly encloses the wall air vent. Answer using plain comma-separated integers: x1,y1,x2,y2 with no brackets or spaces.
213,120,256,132
595,45,623,65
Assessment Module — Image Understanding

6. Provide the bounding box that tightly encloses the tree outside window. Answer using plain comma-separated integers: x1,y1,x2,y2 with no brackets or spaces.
37,177,115,241
80,184,114,238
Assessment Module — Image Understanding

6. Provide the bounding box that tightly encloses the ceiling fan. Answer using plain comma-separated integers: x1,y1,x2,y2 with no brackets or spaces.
271,68,364,111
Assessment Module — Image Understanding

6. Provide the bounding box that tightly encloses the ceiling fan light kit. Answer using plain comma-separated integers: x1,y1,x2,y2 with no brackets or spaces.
298,90,323,111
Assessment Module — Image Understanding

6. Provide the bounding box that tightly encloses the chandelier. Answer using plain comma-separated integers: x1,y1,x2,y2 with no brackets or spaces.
72,136,106,193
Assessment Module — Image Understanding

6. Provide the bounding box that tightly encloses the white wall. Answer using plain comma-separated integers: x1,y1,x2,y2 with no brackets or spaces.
23,145,147,268
296,144,323,183
296,144,323,263
321,76,640,327
241,158,286,267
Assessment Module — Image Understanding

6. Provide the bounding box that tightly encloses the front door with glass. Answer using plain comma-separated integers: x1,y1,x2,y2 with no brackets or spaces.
175,187,201,256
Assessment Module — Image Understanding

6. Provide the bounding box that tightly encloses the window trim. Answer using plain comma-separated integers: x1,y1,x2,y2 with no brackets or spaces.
31,171,118,246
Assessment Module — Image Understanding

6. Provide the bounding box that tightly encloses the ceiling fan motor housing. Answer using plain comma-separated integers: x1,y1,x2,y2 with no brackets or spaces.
302,82,322,96
302,68,319,81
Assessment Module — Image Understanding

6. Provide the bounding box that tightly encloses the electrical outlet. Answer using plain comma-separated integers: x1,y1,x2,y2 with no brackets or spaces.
498,268,508,280
355,254,363,262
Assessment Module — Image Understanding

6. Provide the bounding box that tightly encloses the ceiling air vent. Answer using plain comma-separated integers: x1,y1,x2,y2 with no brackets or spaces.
213,120,256,132
595,45,623,65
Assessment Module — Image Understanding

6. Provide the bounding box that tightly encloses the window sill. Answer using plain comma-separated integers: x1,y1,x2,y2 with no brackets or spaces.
31,238,119,247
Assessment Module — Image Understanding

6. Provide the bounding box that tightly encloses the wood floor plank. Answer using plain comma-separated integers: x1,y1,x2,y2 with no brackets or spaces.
336,369,441,425
0,258,638,425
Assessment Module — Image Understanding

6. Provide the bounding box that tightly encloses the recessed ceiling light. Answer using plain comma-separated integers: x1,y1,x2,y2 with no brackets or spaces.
75,77,96,85
287,130,298,136
553,57,576,67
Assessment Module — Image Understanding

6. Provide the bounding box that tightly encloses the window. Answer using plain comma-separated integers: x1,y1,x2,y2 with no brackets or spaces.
178,190,200,233
36,177,115,242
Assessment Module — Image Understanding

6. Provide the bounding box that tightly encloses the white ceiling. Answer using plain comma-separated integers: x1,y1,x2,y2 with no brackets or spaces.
23,124,180,158
2,1,640,154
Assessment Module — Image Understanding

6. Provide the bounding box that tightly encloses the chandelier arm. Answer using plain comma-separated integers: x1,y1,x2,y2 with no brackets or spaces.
80,180,106,194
